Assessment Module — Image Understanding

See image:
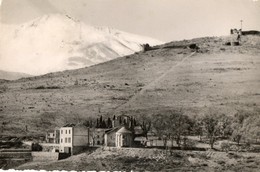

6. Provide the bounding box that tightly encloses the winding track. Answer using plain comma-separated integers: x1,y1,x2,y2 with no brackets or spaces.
113,51,197,112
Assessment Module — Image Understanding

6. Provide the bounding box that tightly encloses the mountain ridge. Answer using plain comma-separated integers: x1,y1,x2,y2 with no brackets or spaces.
0,13,163,75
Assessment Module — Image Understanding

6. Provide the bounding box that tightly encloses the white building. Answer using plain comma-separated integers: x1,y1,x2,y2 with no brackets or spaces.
104,127,120,147
59,123,90,155
115,127,133,148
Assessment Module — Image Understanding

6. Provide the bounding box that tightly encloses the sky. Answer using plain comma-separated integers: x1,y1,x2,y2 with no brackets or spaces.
0,0,260,41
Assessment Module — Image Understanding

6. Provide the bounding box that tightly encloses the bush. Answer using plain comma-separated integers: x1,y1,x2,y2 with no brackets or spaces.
220,142,231,152
230,145,240,152
241,142,252,151
31,143,43,151
0,85,8,93
182,139,197,150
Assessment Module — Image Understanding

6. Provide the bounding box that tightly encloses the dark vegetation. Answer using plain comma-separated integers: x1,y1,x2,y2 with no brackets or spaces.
31,142,43,151
242,30,260,36
147,110,260,150
34,85,62,89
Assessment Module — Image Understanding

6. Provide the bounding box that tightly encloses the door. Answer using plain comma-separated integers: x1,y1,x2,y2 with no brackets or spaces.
64,147,71,154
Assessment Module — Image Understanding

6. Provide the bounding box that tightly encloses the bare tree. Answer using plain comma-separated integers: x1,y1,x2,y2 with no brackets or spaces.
139,116,152,139
152,114,168,148
202,114,220,149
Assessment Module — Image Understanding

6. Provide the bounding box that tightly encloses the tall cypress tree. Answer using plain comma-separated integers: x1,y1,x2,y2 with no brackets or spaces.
107,117,112,128
99,115,103,128
119,116,122,125
96,118,99,128
102,120,107,128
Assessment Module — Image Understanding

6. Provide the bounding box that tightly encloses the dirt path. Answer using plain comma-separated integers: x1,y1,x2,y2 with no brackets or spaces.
114,51,197,112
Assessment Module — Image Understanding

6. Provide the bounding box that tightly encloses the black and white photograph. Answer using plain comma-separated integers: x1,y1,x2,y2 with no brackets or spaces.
0,0,260,171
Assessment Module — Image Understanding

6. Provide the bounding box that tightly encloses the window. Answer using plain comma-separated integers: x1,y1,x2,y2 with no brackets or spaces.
61,130,63,134
65,130,67,134
65,138,67,143
61,139,63,143
69,130,70,134
68,138,71,143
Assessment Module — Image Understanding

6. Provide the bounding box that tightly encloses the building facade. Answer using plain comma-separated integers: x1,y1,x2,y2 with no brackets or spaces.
115,127,133,147
104,127,120,147
59,123,90,155
46,132,55,143
90,128,108,146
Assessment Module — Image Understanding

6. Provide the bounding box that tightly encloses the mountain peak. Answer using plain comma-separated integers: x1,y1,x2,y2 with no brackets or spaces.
0,14,163,75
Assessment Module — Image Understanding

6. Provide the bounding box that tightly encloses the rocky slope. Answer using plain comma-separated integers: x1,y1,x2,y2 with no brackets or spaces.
0,34,259,136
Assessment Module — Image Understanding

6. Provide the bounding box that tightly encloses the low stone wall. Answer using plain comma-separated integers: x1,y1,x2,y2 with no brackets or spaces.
58,153,71,160
0,152,32,159
31,152,59,161
40,143,59,152
0,149,31,152
73,146,89,155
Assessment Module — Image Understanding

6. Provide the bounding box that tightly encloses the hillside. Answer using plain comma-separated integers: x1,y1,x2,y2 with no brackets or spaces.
0,34,259,136
0,14,163,75
0,70,32,80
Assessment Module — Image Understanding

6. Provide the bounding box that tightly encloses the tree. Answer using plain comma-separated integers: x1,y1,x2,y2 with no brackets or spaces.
152,110,191,148
141,119,151,139
218,114,233,139
167,111,191,147
152,114,169,148
31,143,43,151
96,118,99,128
202,114,221,149
242,113,260,144
99,115,103,127
230,111,250,145
231,123,243,145
107,117,112,128
136,115,152,139
192,116,204,141
101,120,107,128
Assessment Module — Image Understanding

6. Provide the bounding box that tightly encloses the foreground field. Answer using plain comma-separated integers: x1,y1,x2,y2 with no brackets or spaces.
16,147,260,171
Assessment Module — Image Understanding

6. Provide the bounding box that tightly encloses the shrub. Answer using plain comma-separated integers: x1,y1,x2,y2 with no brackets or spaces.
0,85,8,93
182,139,197,150
220,142,231,152
241,142,252,151
31,142,43,151
230,145,240,152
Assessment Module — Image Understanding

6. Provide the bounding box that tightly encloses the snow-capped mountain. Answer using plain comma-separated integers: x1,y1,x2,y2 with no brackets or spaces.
0,14,163,75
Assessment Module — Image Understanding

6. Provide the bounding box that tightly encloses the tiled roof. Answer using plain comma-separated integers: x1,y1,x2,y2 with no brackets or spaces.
62,123,76,127
105,127,120,134
116,127,132,134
